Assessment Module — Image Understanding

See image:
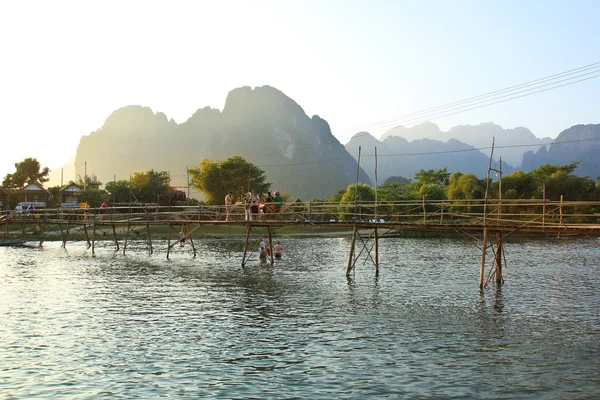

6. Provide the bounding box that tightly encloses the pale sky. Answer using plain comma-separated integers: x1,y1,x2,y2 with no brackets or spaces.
1,0,599,180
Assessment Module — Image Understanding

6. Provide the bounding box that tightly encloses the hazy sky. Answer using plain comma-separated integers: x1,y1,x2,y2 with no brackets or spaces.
1,0,599,179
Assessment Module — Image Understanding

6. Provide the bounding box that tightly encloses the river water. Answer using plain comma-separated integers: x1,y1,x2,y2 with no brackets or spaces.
0,236,598,398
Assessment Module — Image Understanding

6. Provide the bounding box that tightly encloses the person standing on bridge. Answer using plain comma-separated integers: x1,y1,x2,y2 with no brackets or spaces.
274,191,283,211
99,201,107,221
250,190,259,218
15,203,23,218
224,191,234,222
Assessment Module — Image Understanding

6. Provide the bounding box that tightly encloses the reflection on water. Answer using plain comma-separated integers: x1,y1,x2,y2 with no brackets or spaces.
0,237,599,398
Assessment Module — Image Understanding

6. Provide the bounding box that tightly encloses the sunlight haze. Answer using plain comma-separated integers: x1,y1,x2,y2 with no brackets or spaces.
1,0,599,179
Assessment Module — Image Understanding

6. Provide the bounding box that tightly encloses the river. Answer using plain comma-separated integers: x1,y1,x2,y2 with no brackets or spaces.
1,236,598,398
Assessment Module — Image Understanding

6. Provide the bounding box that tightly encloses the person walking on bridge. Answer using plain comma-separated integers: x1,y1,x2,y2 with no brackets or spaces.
224,191,234,222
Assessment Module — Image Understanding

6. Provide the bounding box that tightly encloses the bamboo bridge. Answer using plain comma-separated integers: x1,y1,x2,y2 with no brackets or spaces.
1,198,599,289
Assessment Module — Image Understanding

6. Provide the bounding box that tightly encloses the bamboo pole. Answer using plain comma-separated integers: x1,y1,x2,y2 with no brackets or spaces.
112,224,120,251
267,225,274,265
543,184,546,228
187,224,197,257
346,226,357,276
374,227,379,277
39,220,45,246
241,224,251,267
92,223,97,255
558,195,564,239
166,224,172,260
495,231,503,284
480,137,495,289
479,228,488,289
422,196,426,226
374,146,379,276
83,222,91,249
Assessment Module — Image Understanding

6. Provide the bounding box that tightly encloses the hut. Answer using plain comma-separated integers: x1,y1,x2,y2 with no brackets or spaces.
17,182,51,208
61,183,82,208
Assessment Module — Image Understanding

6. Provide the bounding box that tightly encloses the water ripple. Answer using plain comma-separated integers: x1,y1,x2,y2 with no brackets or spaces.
1,237,599,398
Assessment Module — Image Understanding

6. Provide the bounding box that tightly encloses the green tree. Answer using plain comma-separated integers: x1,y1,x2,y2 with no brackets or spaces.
75,189,109,208
2,157,50,190
384,176,411,185
337,183,376,221
378,181,410,202
105,180,132,203
328,187,347,203
445,172,485,200
413,168,450,187
189,156,270,205
495,170,537,199
129,170,170,204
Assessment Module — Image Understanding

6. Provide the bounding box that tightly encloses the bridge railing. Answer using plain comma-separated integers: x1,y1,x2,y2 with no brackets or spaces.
2,199,599,229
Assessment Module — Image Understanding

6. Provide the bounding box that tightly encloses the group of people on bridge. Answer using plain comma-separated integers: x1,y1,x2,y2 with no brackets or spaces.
224,190,284,222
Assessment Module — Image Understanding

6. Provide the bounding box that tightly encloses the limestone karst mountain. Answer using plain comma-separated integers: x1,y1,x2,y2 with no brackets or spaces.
345,131,512,184
68,86,373,201
381,121,552,168
521,124,600,178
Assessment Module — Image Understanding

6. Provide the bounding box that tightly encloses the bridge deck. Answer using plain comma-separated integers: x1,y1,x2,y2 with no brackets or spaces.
2,199,599,237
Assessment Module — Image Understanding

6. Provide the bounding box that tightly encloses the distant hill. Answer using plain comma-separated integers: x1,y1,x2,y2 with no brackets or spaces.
381,122,552,168
345,132,511,184
64,86,372,200
521,124,600,179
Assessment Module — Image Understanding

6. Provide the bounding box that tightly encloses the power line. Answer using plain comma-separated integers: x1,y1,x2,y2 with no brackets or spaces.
259,136,600,168
335,61,600,135
256,62,600,161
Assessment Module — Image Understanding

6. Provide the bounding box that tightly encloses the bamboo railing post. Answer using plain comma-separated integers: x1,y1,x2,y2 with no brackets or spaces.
422,196,426,226
558,195,564,239
543,184,546,228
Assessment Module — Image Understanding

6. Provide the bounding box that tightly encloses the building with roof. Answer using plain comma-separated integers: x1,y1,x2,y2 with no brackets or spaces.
17,182,51,208
61,183,83,208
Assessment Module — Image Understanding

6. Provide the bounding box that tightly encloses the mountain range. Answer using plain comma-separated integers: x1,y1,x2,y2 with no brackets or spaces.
48,86,600,200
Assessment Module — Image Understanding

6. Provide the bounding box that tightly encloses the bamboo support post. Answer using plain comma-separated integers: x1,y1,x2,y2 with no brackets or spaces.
266,225,274,264
374,227,379,277
166,224,172,259
91,223,96,255
39,220,45,246
346,226,357,276
479,228,489,289
241,224,251,267
83,223,91,248
187,225,197,257
113,225,120,251
495,231,503,284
